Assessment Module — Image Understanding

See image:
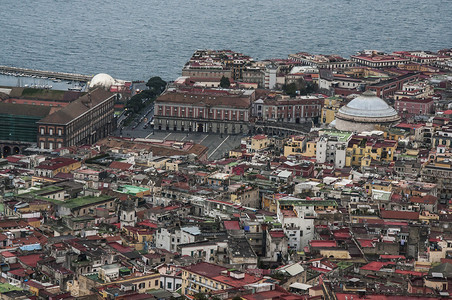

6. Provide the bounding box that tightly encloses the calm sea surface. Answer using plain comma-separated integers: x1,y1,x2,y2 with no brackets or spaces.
0,0,451,81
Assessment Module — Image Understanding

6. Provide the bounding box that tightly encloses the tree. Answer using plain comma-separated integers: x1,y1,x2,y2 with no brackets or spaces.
220,76,231,88
125,94,146,113
282,82,297,97
146,76,167,94
126,76,167,113
193,293,208,300
283,79,318,97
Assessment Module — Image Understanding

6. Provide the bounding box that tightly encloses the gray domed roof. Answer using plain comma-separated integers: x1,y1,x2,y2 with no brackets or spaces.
338,91,398,118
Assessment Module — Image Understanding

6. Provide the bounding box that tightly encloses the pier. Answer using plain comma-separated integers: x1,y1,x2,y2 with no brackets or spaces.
0,65,92,82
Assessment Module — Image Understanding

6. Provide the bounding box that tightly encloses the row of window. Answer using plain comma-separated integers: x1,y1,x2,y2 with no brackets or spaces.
161,107,246,116
40,127,63,136
40,141,62,150
184,274,226,290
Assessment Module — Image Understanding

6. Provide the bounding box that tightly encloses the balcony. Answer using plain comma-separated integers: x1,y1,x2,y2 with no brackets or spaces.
188,280,218,291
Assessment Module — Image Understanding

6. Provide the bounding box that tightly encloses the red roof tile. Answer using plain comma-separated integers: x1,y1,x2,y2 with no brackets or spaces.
358,239,375,248
35,157,79,170
252,134,267,140
108,242,134,253
17,254,42,268
269,230,285,238
224,220,240,230
380,210,419,220
310,240,337,248
9,268,34,277
395,269,426,277
360,261,395,271
410,195,438,205
1,251,16,258
109,161,132,171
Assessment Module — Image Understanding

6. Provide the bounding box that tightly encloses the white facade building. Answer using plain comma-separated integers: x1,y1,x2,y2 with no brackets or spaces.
316,136,348,168
276,197,316,251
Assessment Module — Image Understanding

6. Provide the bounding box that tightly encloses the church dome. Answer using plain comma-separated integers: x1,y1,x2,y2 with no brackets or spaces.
335,91,400,132
337,90,398,118
89,73,115,90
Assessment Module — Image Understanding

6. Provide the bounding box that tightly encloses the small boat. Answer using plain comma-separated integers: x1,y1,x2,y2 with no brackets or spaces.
68,86,83,91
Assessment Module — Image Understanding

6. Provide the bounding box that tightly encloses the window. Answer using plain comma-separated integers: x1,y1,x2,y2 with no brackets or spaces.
167,282,172,289
40,127,44,135
155,280,159,286
58,129,62,136
49,128,53,135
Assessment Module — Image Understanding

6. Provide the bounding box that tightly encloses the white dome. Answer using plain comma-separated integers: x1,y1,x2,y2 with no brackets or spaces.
338,91,398,118
335,91,401,132
89,73,115,90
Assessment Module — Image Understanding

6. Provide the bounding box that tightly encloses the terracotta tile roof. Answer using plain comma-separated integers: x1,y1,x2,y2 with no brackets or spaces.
156,90,251,109
380,210,419,220
360,261,395,271
223,220,240,230
182,262,227,278
9,268,34,277
252,134,267,140
410,195,438,205
0,102,51,117
109,161,133,171
35,157,79,170
18,254,42,268
1,251,16,258
212,273,260,288
310,240,337,248
38,88,114,125
108,242,134,253
395,269,426,277
357,239,375,248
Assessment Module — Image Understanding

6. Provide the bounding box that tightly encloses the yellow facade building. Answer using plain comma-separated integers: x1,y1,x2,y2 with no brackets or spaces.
229,149,244,158
98,273,161,296
303,140,317,157
181,262,262,297
283,135,306,157
122,227,154,251
321,96,342,125
249,134,271,152
345,135,397,168
364,181,393,196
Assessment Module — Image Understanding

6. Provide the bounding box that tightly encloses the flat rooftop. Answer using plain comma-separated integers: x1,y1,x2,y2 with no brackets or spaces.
320,130,352,142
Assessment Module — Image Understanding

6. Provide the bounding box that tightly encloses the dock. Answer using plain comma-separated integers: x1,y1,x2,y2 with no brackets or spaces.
0,65,93,82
